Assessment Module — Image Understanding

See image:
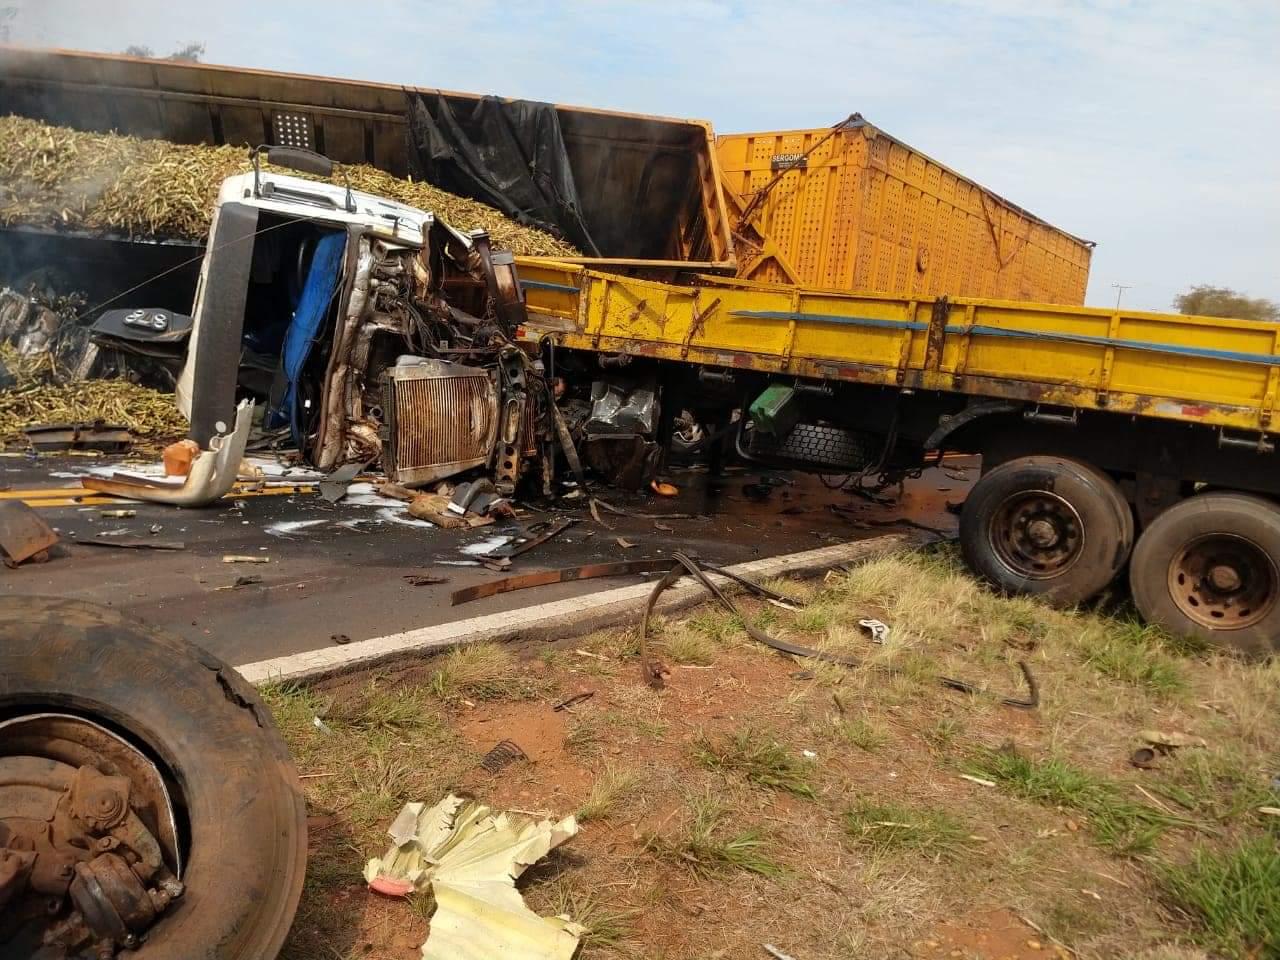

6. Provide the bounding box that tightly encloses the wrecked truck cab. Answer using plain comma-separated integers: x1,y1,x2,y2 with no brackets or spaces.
168,158,533,494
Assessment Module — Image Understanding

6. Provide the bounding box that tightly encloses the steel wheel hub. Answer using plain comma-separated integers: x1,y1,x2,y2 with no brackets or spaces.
1168,533,1277,629
990,490,1085,579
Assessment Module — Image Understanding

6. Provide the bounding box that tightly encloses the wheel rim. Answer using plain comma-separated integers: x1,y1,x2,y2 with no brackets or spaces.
1167,533,1278,629
989,490,1085,579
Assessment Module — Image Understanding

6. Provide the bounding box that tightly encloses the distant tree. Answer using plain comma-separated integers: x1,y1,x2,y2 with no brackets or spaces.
0,6,17,42
167,42,205,63
1174,285,1280,322
122,42,205,63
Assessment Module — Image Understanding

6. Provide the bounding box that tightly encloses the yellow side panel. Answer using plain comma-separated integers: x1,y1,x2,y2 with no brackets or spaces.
517,261,1280,434
716,122,1094,305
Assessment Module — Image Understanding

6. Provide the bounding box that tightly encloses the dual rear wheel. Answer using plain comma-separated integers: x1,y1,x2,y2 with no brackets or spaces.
961,456,1280,655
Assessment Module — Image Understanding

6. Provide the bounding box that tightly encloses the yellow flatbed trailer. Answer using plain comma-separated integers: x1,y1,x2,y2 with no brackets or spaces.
518,260,1280,434
517,259,1280,654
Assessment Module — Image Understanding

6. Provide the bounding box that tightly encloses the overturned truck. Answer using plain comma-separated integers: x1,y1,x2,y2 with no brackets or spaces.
85,147,579,505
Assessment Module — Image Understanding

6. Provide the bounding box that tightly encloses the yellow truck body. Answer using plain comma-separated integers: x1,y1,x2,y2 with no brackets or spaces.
518,260,1280,436
716,117,1094,305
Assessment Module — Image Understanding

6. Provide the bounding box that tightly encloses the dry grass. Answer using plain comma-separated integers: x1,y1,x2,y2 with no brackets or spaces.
427,641,546,701
577,765,641,822
266,548,1279,960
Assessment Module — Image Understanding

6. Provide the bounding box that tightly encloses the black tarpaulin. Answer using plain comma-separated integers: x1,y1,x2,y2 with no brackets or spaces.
405,92,600,256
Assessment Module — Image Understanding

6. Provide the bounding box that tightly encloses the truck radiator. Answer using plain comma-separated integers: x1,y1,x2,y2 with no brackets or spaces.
383,362,499,487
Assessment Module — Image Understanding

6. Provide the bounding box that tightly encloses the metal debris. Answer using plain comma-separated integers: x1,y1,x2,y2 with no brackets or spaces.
858,618,890,644
24,421,133,453
480,740,528,774
637,551,1039,708
450,558,672,605
0,500,58,566
74,537,185,550
553,692,595,712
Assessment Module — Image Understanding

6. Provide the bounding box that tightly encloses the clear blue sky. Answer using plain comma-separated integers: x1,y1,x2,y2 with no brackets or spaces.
8,0,1279,312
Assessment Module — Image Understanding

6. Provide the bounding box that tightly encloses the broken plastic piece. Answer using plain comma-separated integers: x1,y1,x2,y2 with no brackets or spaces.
363,795,584,960
858,618,890,644
162,438,201,477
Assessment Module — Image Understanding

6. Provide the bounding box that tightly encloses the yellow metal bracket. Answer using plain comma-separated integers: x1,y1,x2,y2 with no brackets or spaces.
893,300,919,385
951,303,977,378
779,290,802,370
1261,326,1280,428
1097,312,1122,407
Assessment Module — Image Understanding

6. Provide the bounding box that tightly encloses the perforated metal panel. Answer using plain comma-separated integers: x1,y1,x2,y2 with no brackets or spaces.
271,111,313,150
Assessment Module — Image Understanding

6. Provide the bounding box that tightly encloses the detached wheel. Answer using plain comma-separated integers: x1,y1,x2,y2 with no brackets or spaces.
0,597,306,959
961,456,1134,605
1130,493,1280,656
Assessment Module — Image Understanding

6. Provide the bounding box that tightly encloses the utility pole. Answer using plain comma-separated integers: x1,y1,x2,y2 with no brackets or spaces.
1111,282,1132,310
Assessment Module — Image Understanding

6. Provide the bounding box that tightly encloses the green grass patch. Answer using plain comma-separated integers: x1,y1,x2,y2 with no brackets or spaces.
970,747,1181,855
542,878,637,947
578,765,640,822
428,642,542,701
645,791,782,878
1080,624,1187,695
326,681,442,735
685,607,743,644
662,627,717,665
843,797,973,857
695,728,816,798
1159,838,1280,958
835,715,889,752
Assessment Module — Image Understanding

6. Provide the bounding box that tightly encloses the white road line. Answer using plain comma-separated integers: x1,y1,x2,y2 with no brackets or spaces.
236,534,912,686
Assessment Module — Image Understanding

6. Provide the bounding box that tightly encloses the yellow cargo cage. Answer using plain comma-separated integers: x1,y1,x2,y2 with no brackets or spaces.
716,116,1094,305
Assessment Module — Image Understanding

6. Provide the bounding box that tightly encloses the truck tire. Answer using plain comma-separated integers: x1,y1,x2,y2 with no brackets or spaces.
1129,492,1280,656
0,596,306,959
961,456,1133,605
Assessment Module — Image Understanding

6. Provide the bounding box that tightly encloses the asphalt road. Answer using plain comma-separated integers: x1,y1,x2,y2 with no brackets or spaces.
1,456,972,665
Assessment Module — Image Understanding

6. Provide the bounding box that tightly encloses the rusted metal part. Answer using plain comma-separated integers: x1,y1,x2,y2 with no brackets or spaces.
74,538,186,550
553,692,595,712
492,347,529,493
451,558,673,605
480,740,527,774
24,422,133,453
489,517,575,560
922,296,949,372
0,717,184,958
0,500,58,567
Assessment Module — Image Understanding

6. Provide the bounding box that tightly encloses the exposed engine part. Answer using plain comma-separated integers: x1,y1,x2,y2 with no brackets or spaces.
0,713,184,959
585,380,657,437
